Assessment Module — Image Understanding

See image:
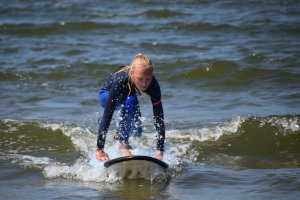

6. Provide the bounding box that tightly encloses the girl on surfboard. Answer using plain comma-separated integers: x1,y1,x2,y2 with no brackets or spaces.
96,53,165,162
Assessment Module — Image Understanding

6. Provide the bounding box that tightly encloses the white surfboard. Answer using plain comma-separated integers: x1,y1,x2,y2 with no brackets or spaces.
104,155,169,172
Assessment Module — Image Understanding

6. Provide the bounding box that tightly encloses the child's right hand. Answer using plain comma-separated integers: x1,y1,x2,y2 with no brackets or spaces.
96,148,110,162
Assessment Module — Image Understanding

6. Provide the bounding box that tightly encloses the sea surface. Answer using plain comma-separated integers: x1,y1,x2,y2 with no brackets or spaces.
1,0,300,199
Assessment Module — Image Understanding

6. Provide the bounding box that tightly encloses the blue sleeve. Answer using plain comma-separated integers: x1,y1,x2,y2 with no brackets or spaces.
97,74,127,150
146,77,165,152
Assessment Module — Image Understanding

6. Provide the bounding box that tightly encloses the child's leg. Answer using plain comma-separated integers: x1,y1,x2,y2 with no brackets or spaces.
131,107,142,138
118,95,142,145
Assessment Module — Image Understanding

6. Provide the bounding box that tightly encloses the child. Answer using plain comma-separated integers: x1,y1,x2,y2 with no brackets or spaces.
96,53,165,162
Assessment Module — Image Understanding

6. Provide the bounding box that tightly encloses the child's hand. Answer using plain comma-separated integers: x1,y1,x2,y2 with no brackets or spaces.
96,148,110,162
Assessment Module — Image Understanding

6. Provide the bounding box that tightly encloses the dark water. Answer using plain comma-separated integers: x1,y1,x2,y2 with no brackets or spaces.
1,0,300,199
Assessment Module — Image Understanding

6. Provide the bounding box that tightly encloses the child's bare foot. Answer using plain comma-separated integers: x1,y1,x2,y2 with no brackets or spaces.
117,143,134,157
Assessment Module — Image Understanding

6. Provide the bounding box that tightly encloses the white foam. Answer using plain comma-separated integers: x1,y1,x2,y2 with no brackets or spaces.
38,122,172,182
2,115,299,183
166,116,243,142
259,116,299,133
10,154,54,169
0,117,245,182
161,116,245,163
43,155,169,183
43,160,117,182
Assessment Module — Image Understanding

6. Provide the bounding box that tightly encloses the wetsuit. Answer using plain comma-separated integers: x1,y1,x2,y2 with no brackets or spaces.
97,66,165,152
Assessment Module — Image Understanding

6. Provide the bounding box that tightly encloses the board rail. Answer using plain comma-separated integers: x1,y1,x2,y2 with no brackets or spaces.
104,155,169,169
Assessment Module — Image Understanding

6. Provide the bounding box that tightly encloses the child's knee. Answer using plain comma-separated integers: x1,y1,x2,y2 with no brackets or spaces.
125,95,138,107
124,95,138,113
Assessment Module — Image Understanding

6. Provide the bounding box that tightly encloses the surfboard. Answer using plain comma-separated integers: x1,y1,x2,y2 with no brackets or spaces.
104,155,169,171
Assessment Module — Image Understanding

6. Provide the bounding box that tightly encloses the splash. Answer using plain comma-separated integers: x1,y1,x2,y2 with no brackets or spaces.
1,115,299,181
0,120,172,182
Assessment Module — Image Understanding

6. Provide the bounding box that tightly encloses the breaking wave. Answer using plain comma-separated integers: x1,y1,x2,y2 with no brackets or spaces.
1,114,299,182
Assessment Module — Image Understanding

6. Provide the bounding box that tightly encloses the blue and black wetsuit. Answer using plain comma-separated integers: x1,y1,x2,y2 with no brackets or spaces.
97,66,165,152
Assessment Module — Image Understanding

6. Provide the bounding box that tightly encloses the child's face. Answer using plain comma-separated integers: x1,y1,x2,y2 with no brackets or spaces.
130,67,153,92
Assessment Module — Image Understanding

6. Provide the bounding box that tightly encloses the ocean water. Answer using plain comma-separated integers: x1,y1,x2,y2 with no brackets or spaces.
1,0,300,199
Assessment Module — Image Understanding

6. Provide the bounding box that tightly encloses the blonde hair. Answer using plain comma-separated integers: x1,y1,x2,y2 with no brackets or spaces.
114,53,153,95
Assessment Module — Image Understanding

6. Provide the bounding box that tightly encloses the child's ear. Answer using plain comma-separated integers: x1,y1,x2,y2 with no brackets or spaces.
130,68,134,76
